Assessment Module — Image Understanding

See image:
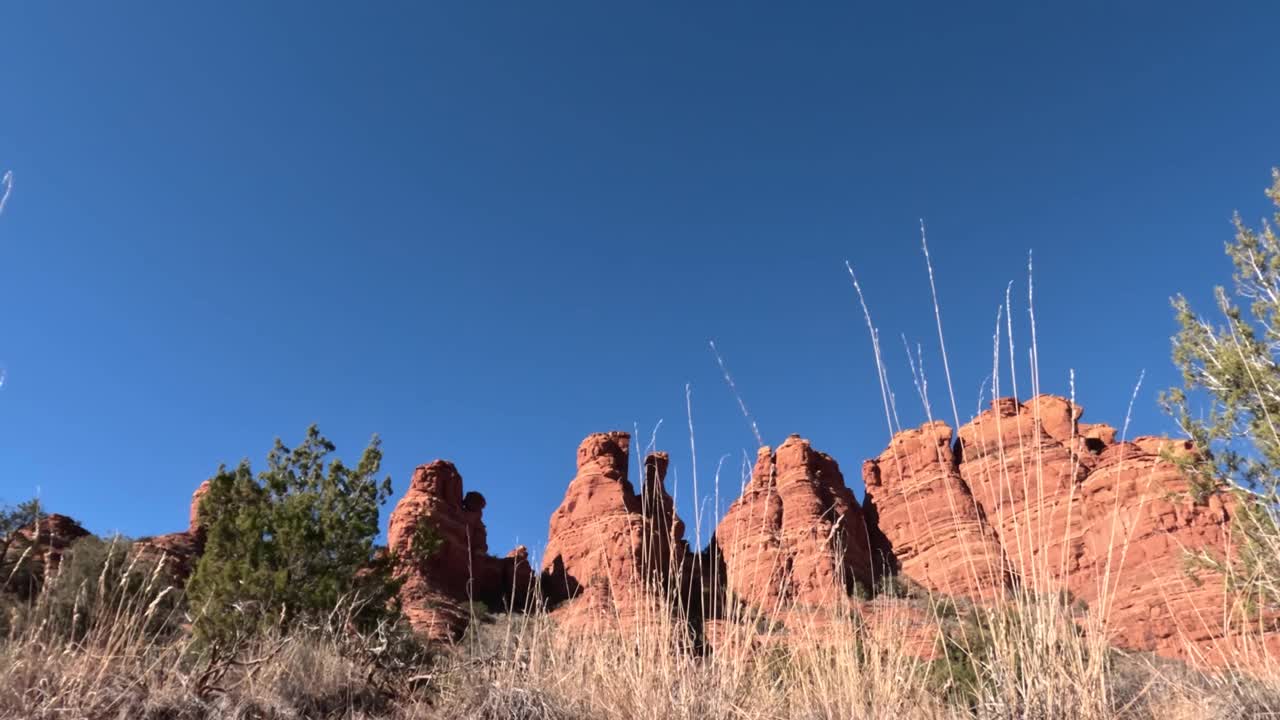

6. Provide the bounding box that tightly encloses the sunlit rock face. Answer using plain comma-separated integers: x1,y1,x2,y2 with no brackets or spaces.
862,421,1011,601
716,436,875,612
867,395,1272,665
387,460,531,641
540,432,696,632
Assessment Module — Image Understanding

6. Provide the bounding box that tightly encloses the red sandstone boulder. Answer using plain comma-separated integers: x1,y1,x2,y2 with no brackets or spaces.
715,436,874,613
134,531,203,580
1081,423,1118,448
1132,435,1197,459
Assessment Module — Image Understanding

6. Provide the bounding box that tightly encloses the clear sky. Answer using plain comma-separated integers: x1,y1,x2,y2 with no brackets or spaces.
1,2,1277,557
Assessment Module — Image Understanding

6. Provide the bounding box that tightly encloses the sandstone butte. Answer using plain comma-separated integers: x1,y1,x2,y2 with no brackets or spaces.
383,459,534,640
540,432,700,632
27,393,1280,668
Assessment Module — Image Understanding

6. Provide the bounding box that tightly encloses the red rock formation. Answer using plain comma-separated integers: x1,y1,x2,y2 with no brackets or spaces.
134,480,212,581
712,447,784,611
1069,441,1251,663
1132,435,1195,458
189,479,211,532
540,432,693,630
387,460,531,641
867,394,1278,666
640,451,691,582
78,396,1240,670
135,531,203,580
502,545,536,611
963,400,1264,663
956,396,1091,590
2,514,91,596
19,513,90,564
862,422,1010,599
715,436,874,613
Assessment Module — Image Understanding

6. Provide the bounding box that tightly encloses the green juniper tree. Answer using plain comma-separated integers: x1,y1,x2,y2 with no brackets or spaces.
186,426,400,643
1162,168,1280,616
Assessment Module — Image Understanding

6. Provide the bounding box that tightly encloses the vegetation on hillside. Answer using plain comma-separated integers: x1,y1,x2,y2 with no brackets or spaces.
187,425,402,644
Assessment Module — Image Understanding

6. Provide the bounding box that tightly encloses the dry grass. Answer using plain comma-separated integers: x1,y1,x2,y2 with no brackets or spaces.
0,544,435,719
3,535,1280,720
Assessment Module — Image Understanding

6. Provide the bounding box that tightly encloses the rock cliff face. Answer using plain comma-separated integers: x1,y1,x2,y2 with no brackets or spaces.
1068,441,1244,661
539,432,694,630
519,405,1270,665
386,460,532,640
864,395,1268,664
715,436,874,612
41,392,1271,667
862,422,1010,599
953,397,1088,589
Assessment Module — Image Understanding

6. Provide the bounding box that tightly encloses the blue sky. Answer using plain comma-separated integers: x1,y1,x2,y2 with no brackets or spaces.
1,2,1277,557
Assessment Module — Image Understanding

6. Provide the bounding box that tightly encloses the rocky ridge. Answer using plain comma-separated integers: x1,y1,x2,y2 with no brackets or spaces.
130,393,1275,665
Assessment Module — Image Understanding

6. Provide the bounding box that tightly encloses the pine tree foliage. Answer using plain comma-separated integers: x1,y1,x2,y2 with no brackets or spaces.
186,426,400,643
1162,169,1280,614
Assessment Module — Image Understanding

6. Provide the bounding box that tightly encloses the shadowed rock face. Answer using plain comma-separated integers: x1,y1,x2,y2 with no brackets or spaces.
386,460,531,641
